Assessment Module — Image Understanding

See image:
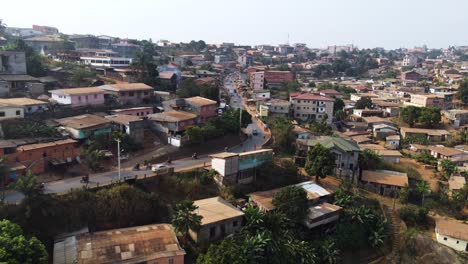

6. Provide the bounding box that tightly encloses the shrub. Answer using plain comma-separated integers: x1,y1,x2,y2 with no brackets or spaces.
398,205,428,226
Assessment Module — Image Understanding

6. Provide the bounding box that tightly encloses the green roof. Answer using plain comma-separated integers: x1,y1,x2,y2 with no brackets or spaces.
306,136,361,152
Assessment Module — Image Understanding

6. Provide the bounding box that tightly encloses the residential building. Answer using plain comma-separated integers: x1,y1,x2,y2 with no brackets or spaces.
400,127,451,143
386,135,400,150
49,87,106,107
264,71,294,88
448,176,466,197
210,149,273,185
318,89,341,98
53,224,185,264
55,114,112,140
429,146,468,160
110,41,142,58
110,106,154,117
249,181,342,229
0,98,48,114
360,170,408,196
0,51,27,75
99,83,153,104
372,124,398,140
435,219,468,252
290,93,334,124
0,103,24,120
32,25,59,35
148,111,198,134
400,71,421,81
296,136,360,180
257,99,290,117
442,109,468,128
249,71,265,90
105,115,145,143
8,139,80,175
404,94,452,109
402,54,417,67
0,74,39,95
185,96,218,123
190,197,244,243
372,101,400,117
80,56,132,68
23,35,64,54
252,89,271,100
350,93,379,102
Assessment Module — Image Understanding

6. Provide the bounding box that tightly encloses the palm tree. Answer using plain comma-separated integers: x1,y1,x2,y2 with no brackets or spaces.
9,170,38,198
349,206,374,224
416,181,430,205
171,200,202,244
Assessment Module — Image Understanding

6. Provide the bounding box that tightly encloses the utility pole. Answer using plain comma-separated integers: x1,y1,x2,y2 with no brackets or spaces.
116,138,121,181
239,108,242,133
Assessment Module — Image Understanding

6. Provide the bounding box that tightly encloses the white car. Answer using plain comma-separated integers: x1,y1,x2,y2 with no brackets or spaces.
151,164,170,172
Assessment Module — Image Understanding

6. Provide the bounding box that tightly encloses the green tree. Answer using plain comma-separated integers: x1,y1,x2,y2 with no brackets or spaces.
418,106,441,128
0,219,48,264
9,170,38,198
70,66,96,87
440,159,456,177
308,81,316,87
399,184,410,204
305,144,336,182
320,239,340,264
416,181,430,205
0,19,6,35
400,106,421,127
355,97,373,109
184,126,204,145
81,148,106,172
333,98,345,114
172,200,202,243
457,79,468,104
131,40,159,86
270,116,295,154
309,115,332,136
272,186,309,223
358,149,382,170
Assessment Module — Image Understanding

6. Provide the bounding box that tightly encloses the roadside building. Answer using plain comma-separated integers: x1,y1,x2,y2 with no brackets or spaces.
0,103,24,120
360,170,408,196
190,197,244,243
148,111,198,134
252,89,271,100
290,93,334,124
435,219,468,252
257,99,290,117
210,149,273,186
105,114,145,143
249,71,265,90
0,98,47,114
49,87,106,107
185,96,218,123
373,101,400,117
386,135,400,150
99,83,153,104
110,106,154,117
53,224,185,264
55,114,112,140
400,127,451,143
8,139,80,175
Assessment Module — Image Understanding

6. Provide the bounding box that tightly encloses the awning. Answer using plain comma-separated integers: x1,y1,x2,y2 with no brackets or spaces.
49,158,67,166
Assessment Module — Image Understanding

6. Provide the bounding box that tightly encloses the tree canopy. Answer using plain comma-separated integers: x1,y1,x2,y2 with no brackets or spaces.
305,144,336,182
355,97,373,109
457,79,468,104
272,186,309,223
0,219,48,264
400,106,441,128
171,200,202,241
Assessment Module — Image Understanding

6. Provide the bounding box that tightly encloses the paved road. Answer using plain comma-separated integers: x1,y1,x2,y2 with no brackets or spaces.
4,72,268,204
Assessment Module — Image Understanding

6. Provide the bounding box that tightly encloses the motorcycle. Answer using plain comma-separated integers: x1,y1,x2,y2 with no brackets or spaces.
192,153,198,159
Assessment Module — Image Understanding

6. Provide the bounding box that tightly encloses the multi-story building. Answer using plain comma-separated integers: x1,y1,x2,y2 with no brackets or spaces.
290,93,334,124
249,71,264,90
404,93,453,109
99,83,153,104
49,87,106,107
257,99,291,117
185,96,218,123
443,109,468,128
0,51,27,75
264,70,294,88
402,54,418,67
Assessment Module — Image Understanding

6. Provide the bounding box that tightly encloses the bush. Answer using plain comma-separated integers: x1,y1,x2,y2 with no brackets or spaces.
398,205,428,227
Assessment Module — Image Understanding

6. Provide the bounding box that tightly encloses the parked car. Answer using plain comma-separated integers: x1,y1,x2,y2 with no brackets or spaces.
151,164,170,172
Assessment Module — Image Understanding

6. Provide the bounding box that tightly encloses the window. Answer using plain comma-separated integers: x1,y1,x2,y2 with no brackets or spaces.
233,220,238,227
0,112,5,117
443,237,447,241
456,241,459,244
210,226,216,238
129,92,134,96
168,258,174,264
16,110,21,115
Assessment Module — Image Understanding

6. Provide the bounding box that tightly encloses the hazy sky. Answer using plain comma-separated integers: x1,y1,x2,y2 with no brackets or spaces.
2,0,467,49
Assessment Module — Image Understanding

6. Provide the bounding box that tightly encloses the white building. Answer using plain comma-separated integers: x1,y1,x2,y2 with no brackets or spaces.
435,218,468,252
402,54,417,67
252,90,270,100
80,56,132,67
0,103,24,120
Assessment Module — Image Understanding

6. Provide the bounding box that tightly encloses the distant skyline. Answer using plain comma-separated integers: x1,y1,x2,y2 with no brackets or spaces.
2,0,468,49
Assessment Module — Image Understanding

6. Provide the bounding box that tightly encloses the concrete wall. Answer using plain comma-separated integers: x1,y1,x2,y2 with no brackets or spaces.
435,233,468,252
190,216,243,243
0,51,27,74
212,157,239,177
0,106,24,120
70,94,105,107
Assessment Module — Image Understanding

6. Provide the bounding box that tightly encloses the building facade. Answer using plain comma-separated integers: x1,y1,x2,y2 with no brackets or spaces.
290,94,334,124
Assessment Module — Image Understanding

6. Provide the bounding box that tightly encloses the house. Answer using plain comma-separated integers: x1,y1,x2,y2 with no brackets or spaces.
210,149,273,186
0,74,39,95
386,135,400,150
111,106,154,117
23,35,64,54
99,83,153,104
296,136,360,180
248,181,342,229
435,218,468,252
0,103,24,120
8,139,80,175
0,98,48,114
159,71,179,90
400,127,451,143
402,54,418,67
257,99,290,117
290,93,334,125
263,70,294,88
442,109,468,128
49,87,106,107
372,123,398,140
190,197,244,243
404,94,451,109
55,114,112,140
360,170,408,196
375,150,403,163
105,115,145,143
318,89,341,98
372,101,400,117
252,89,271,100
148,111,198,134
350,93,379,102
429,146,468,160
53,224,185,264
401,71,421,81
185,96,218,123
0,51,27,74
